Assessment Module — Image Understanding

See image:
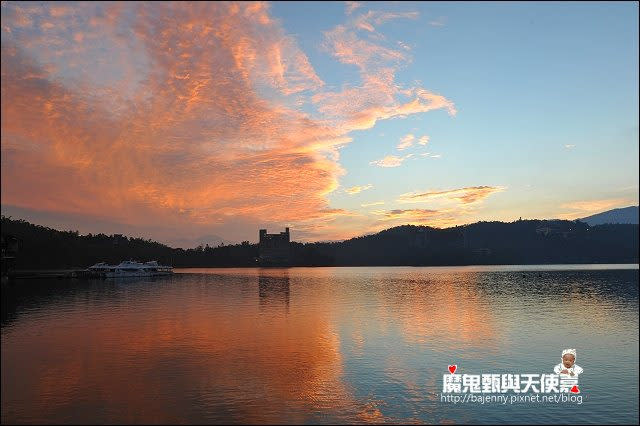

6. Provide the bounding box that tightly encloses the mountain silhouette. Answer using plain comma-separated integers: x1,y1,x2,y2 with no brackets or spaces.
2,216,637,269
580,206,639,226
171,234,234,249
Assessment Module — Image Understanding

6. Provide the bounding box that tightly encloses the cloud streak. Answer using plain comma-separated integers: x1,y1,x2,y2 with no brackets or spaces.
428,17,446,27
370,155,407,168
345,184,373,194
398,186,505,205
315,8,456,134
555,198,635,220
361,201,384,207
368,207,462,229
397,133,415,150
345,2,362,16
373,208,440,220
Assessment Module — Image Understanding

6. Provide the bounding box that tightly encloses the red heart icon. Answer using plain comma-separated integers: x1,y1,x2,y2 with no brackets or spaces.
570,385,580,393
448,365,457,374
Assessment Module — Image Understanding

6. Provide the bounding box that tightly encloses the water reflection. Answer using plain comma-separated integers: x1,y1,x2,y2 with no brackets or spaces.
258,269,290,311
1,267,638,424
379,272,501,351
1,274,354,423
1,276,172,326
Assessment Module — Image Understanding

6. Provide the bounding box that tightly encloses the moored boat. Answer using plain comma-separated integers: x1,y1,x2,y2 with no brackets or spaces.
87,260,173,278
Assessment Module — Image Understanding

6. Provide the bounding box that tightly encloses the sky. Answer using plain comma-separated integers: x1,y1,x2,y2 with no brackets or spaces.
1,1,638,247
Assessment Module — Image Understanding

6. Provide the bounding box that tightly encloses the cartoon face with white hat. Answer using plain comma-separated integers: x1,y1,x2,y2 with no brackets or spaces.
553,349,583,376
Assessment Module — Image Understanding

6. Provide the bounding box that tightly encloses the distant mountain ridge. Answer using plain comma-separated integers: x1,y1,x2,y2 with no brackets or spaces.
1,215,638,268
580,206,639,226
171,234,234,249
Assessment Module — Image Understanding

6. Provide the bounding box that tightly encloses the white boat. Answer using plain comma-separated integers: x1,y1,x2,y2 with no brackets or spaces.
88,260,173,278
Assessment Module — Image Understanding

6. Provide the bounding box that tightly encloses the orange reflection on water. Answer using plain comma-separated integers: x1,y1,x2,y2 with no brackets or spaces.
368,271,502,352
4,267,637,424
1,272,357,424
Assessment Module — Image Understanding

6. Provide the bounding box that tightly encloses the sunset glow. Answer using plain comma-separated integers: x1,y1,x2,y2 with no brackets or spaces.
1,1,638,246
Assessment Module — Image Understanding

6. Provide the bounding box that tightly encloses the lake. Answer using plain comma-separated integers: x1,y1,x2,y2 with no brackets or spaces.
2,265,638,424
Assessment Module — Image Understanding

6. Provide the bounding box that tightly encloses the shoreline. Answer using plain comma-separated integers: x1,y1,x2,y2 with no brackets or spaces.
4,263,637,282
7,262,640,272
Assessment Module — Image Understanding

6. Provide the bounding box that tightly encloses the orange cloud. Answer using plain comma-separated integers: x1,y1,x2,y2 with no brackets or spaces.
345,1,362,16
373,208,441,220
1,2,456,243
361,201,384,207
323,25,406,71
556,198,634,219
352,10,419,34
396,133,415,150
398,186,505,205
9,6,34,28
368,208,462,230
561,199,630,212
49,5,73,18
369,151,431,167
1,4,335,230
315,9,455,135
345,184,373,194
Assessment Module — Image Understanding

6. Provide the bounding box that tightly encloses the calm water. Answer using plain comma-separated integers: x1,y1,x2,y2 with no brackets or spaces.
2,265,638,424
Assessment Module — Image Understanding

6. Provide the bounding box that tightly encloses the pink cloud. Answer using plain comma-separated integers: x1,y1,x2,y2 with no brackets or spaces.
323,25,406,71
367,208,463,230
345,184,373,194
352,10,419,33
1,2,456,243
2,3,336,232
345,2,362,16
557,198,634,219
396,134,415,150
398,186,505,205
315,11,455,135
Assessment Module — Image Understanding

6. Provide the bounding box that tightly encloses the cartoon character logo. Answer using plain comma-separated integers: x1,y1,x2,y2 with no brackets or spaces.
553,348,583,377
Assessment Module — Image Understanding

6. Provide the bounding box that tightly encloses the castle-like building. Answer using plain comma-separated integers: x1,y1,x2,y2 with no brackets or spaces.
258,228,291,266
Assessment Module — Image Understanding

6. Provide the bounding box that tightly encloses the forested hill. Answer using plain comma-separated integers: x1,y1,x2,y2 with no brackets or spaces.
1,216,638,269
1,216,256,269
315,221,638,265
